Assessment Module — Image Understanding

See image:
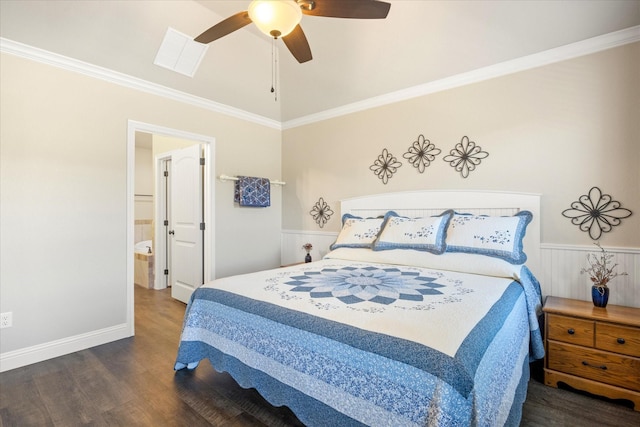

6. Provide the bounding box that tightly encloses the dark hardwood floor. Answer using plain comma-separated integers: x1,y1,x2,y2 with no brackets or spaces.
1,285,639,426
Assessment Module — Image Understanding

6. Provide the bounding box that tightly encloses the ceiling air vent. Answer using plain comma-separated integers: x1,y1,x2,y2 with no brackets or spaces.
154,27,208,77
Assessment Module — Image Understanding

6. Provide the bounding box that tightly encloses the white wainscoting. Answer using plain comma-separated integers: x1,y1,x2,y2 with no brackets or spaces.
281,230,640,308
281,229,338,266
540,244,639,308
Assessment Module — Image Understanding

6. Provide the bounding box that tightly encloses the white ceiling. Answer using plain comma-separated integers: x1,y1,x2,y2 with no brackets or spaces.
1,0,639,124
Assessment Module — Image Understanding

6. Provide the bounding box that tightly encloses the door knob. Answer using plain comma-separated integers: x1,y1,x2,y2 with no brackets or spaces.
168,230,175,235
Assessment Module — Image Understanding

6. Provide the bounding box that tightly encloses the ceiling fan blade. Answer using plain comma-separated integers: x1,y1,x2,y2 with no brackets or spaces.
300,0,391,19
282,25,313,63
194,11,252,44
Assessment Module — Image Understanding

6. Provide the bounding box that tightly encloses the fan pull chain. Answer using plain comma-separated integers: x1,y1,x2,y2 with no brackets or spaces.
271,37,278,101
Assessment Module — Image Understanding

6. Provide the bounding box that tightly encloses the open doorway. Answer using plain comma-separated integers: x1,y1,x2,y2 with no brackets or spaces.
127,120,215,336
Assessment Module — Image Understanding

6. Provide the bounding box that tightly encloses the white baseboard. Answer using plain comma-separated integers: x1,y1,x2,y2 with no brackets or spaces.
0,323,131,372
3,238,638,373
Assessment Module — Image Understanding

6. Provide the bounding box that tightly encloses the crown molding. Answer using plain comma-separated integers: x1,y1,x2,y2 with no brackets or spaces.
0,37,282,130
3,25,638,131
282,25,640,130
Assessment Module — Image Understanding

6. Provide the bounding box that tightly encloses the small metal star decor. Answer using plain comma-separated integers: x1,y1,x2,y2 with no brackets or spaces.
403,134,441,173
443,135,489,178
309,197,334,228
370,148,402,184
562,186,632,240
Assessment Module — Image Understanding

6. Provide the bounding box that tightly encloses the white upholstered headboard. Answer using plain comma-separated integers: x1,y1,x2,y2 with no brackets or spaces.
340,190,541,276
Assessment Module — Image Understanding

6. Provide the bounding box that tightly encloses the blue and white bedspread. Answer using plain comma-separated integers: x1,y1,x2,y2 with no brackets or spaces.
175,251,544,427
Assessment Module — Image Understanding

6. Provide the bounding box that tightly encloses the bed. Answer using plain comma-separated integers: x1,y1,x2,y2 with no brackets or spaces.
174,190,545,426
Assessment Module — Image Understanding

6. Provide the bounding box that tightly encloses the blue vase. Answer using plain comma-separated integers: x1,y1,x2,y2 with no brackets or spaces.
305,253,312,263
592,285,609,308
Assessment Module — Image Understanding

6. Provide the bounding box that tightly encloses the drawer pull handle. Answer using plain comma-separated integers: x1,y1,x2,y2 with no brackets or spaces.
567,328,575,335
582,361,607,370
617,338,626,344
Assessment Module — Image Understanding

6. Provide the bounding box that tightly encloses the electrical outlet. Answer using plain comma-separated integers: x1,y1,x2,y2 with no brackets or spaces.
0,312,12,329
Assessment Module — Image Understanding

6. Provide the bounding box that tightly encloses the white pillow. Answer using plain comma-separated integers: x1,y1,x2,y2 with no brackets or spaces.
330,214,384,250
445,211,532,264
372,210,453,254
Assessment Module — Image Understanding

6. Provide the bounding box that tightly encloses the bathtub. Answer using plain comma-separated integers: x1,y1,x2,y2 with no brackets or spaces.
134,240,155,288
135,240,153,254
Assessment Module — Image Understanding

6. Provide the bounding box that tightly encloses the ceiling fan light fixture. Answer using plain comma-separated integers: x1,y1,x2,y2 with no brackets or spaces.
248,0,302,38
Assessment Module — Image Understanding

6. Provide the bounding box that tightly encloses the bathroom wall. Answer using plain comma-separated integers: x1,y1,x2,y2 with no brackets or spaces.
134,138,154,221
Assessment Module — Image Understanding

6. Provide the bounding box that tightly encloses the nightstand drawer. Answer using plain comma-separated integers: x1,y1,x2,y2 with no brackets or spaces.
548,341,640,391
596,323,640,357
547,314,594,347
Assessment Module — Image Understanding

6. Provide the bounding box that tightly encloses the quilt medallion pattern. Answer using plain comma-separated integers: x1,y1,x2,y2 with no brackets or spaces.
284,266,446,305
175,258,545,426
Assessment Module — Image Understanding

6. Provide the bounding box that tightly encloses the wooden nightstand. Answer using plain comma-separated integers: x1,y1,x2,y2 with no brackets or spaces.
543,296,640,411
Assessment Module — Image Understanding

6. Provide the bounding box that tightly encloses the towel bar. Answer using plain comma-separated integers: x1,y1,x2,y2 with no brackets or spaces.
219,174,285,186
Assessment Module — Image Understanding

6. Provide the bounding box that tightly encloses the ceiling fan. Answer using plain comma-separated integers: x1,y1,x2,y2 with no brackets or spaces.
194,0,391,63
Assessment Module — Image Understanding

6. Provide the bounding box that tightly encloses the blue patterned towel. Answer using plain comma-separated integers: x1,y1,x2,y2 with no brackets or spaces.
234,176,270,207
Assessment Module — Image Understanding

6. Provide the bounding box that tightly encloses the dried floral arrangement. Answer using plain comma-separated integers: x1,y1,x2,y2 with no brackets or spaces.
580,242,628,292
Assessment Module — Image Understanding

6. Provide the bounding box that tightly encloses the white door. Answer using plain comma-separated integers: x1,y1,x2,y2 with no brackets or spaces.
170,144,204,303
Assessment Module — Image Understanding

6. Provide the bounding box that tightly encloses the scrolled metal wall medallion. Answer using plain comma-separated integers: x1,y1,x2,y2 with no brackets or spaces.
370,148,402,184
562,186,632,240
443,136,489,178
403,134,441,173
310,197,334,228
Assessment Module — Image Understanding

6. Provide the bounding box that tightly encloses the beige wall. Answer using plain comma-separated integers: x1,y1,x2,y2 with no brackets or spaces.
0,52,282,355
152,133,201,157
282,43,640,249
134,145,153,197
134,144,153,220
1,39,638,366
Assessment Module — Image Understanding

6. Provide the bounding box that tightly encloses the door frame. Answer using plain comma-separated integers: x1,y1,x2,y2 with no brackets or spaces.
155,154,172,291
127,120,215,336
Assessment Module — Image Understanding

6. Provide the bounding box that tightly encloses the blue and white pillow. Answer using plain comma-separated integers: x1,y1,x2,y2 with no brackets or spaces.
445,210,532,264
330,214,384,250
372,210,453,254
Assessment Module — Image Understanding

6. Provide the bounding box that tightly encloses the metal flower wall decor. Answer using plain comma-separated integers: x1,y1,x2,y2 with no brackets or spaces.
443,135,489,178
309,197,334,228
403,134,441,173
370,148,402,184
562,186,632,240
